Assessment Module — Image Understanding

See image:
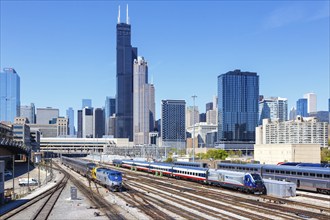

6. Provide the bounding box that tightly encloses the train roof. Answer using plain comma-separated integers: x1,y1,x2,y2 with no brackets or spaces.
174,161,206,165
218,163,262,169
62,156,96,166
218,162,330,174
173,165,208,171
150,162,173,167
262,165,330,174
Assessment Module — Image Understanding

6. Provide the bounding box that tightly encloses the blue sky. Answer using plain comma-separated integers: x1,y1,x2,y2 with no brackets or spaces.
1,1,329,122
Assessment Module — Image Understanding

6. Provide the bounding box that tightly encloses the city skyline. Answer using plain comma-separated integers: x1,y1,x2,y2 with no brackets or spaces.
1,1,329,119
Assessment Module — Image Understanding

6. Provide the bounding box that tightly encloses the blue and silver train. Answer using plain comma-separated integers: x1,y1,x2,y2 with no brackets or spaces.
61,156,123,192
217,163,330,194
113,159,266,194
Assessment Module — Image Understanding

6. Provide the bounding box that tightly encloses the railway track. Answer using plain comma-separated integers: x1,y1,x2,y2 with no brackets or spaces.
108,164,329,220
296,193,330,202
32,175,69,220
56,163,125,220
1,172,67,220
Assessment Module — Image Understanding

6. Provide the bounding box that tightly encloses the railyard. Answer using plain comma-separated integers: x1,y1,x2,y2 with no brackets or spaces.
1,157,330,220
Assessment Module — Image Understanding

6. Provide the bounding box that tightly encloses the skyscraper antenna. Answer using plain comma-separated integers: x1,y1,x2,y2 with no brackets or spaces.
117,5,121,24
126,4,130,24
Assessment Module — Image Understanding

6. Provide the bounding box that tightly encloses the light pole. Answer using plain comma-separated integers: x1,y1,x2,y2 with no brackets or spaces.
192,95,197,162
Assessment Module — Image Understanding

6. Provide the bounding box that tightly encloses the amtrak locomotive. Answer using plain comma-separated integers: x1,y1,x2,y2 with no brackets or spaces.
113,159,266,194
61,156,122,192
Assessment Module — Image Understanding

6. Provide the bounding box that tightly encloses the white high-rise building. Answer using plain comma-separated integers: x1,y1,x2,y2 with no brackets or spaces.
82,107,93,138
133,56,155,145
206,109,217,125
186,106,200,129
256,116,328,147
303,93,317,113
213,95,218,110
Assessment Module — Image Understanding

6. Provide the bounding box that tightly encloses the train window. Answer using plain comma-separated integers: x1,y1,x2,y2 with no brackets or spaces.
275,170,279,174
324,174,330,178
265,169,269,173
280,171,285,174
303,173,308,176
270,170,274,173
317,174,322,178
254,168,257,171
297,172,302,175
292,172,296,175
285,171,290,174
310,173,315,177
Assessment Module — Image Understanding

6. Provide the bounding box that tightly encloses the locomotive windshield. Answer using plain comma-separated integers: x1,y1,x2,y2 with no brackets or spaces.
251,173,263,183
109,172,122,180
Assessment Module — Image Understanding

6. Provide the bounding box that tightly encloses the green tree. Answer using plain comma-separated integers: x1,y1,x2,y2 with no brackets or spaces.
164,157,173,163
321,148,330,162
206,149,228,160
196,153,204,159
228,150,235,156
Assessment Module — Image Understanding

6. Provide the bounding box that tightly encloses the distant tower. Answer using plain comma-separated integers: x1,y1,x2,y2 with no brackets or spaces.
289,106,297,120
0,68,20,122
93,108,105,138
206,102,213,112
77,110,83,138
82,99,92,109
82,107,93,138
104,96,116,135
66,107,75,135
259,97,288,124
303,93,317,113
36,107,59,124
296,98,308,117
116,4,138,141
133,56,155,145
217,69,259,143
186,106,199,128
20,103,36,124
161,100,186,149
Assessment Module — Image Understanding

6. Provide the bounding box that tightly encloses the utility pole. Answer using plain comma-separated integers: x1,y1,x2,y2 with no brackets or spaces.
192,95,197,162
12,155,15,199
27,150,30,192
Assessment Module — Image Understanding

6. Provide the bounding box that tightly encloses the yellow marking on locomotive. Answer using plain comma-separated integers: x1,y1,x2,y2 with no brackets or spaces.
91,166,100,180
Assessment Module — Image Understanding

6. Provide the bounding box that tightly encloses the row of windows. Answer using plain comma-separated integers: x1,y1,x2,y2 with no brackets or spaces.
218,165,330,179
151,167,169,171
174,170,206,177
264,169,330,178
218,165,259,172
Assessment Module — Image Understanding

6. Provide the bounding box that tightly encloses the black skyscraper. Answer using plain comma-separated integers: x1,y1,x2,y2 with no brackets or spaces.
116,5,137,141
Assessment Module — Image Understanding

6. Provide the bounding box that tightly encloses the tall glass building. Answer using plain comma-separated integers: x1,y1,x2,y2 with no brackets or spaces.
296,98,308,117
82,99,92,109
20,103,36,124
217,69,259,143
104,96,116,135
161,100,186,149
66,107,75,135
258,97,288,125
0,68,20,122
116,6,138,141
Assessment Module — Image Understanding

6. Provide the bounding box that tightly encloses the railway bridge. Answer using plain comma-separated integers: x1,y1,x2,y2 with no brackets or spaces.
0,123,29,156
